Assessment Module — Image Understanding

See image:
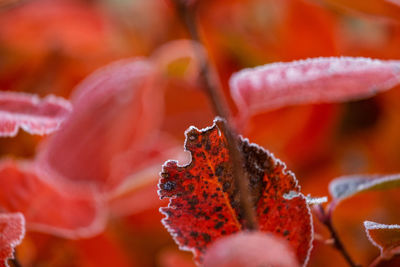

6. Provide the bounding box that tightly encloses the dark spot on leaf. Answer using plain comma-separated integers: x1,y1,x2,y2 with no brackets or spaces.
263,207,270,214
188,184,195,192
214,206,222,212
205,141,211,151
188,132,198,142
214,221,224,230
283,230,290,236
202,233,211,243
190,231,199,238
215,164,224,177
163,181,176,191
223,182,230,191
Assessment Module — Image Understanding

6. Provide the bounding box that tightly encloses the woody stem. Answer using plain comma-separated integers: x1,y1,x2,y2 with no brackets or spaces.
316,205,359,267
172,0,258,230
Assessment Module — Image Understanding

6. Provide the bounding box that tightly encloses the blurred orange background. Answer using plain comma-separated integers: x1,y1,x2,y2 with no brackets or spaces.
1,0,400,266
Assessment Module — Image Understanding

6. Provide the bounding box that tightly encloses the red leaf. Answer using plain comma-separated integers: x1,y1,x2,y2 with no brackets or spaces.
158,119,313,265
37,58,163,192
230,57,400,116
202,232,300,267
0,212,25,267
0,92,71,137
364,221,400,260
0,160,105,239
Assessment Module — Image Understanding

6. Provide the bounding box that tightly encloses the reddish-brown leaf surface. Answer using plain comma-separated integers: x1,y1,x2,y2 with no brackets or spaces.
230,57,400,116
0,212,25,267
158,119,313,265
0,160,105,239
0,92,71,137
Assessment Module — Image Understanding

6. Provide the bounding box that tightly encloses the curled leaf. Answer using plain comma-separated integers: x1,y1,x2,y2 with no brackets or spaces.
364,221,400,261
0,212,25,267
202,232,300,267
230,57,400,116
0,92,71,137
158,119,312,265
329,174,400,211
37,58,163,192
0,160,105,239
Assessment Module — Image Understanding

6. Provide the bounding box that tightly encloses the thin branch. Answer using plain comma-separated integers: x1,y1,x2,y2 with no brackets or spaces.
172,0,258,230
314,205,360,267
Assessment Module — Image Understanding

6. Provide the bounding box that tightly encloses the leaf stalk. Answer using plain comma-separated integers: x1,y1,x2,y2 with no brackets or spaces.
315,205,360,267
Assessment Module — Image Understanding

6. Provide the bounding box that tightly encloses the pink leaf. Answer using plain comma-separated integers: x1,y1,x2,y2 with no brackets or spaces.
230,57,400,116
328,174,400,215
202,232,300,267
37,58,163,192
0,92,72,137
0,160,105,239
0,212,25,267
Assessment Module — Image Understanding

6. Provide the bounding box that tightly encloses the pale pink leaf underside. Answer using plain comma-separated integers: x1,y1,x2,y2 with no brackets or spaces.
37,58,163,192
329,174,400,206
0,212,25,267
0,92,72,137
230,57,400,115
364,221,400,260
202,232,300,267
0,160,105,239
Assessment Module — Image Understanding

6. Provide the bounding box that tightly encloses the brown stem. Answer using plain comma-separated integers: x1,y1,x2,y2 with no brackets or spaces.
172,0,258,230
315,205,360,267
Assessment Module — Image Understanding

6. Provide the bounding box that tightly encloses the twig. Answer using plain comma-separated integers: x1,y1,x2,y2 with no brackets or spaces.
314,205,360,267
172,0,258,230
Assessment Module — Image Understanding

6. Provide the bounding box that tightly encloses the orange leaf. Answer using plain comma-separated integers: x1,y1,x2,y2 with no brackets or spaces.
364,221,400,266
364,221,400,261
0,160,105,239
